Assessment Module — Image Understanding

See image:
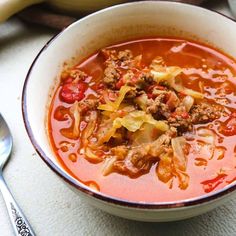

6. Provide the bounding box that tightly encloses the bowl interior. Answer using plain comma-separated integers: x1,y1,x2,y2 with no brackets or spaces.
23,1,236,203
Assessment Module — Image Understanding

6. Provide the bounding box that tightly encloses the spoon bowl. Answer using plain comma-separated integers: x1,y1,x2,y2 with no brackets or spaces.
0,114,13,170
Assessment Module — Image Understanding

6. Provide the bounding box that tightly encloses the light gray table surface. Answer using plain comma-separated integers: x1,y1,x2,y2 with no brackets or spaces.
0,1,236,236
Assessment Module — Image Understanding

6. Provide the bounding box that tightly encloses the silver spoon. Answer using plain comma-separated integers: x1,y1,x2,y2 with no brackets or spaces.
0,113,35,236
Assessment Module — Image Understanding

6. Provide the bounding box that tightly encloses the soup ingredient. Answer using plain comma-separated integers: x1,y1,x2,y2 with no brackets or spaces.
60,81,87,103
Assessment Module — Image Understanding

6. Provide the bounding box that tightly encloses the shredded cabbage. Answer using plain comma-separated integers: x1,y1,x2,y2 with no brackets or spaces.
98,85,133,112
71,101,80,138
171,136,190,189
131,123,158,146
197,128,216,160
135,94,148,111
171,136,187,172
97,111,168,145
82,111,97,146
150,62,204,99
113,111,169,133
183,88,204,99
60,101,81,139
151,66,182,83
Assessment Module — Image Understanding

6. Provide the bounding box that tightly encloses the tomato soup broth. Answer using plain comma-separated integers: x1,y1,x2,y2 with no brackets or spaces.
48,38,236,202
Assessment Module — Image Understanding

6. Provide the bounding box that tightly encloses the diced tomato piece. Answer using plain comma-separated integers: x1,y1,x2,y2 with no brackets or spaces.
130,76,138,84
116,78,125,89
156,85,165,90
63,77,74,84
221,112,236,136
117,110,126,117
171,111,189,119
130,71,142,85
178,91,187,98
181,111,190,119
131,67,140,73
98,83,105,89
231,112,236,118
147,93,154,99
221,120,236,136
147,84,165,93
170,112,176,118
108,91,117,102
146,85,165,99
146,85,155,94
60,82,87,103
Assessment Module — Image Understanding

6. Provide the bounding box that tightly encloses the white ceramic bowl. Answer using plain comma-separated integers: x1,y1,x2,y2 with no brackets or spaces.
22,1,236,222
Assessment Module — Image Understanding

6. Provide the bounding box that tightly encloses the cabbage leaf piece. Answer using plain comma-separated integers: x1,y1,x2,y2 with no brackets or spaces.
98,85,133,112
150,62,204,99
98,110,168,145
114,111,169,132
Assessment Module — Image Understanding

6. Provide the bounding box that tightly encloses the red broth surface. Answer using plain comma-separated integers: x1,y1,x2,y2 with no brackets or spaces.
48,38,236,202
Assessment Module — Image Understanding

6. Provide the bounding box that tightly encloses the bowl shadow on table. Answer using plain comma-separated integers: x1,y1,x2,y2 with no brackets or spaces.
0,18,55,52
80,198,236,236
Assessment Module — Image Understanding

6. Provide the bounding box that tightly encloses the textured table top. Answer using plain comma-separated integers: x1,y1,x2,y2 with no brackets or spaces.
0,1,236,236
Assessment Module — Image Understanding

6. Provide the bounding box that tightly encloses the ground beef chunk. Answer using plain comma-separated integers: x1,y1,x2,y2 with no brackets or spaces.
167,105,193,134
102,50,134,88
135,71,154,88
168,115,193,134
146,93,170,118
100,49,117,61
117,50,133,65
79,99,98,113
140,71,154,84
125,89,140,99
103,65,119,88
123,70,154,89
167,103,223,134
190,103,222,124
111,145,128,160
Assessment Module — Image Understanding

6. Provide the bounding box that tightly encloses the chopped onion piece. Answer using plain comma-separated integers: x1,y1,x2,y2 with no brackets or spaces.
102,157,117,176
196,128,217,160
197,128,216,144
182,95,194,112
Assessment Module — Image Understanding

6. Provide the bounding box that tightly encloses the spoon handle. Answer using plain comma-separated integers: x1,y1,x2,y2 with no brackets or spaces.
0,173,35,236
